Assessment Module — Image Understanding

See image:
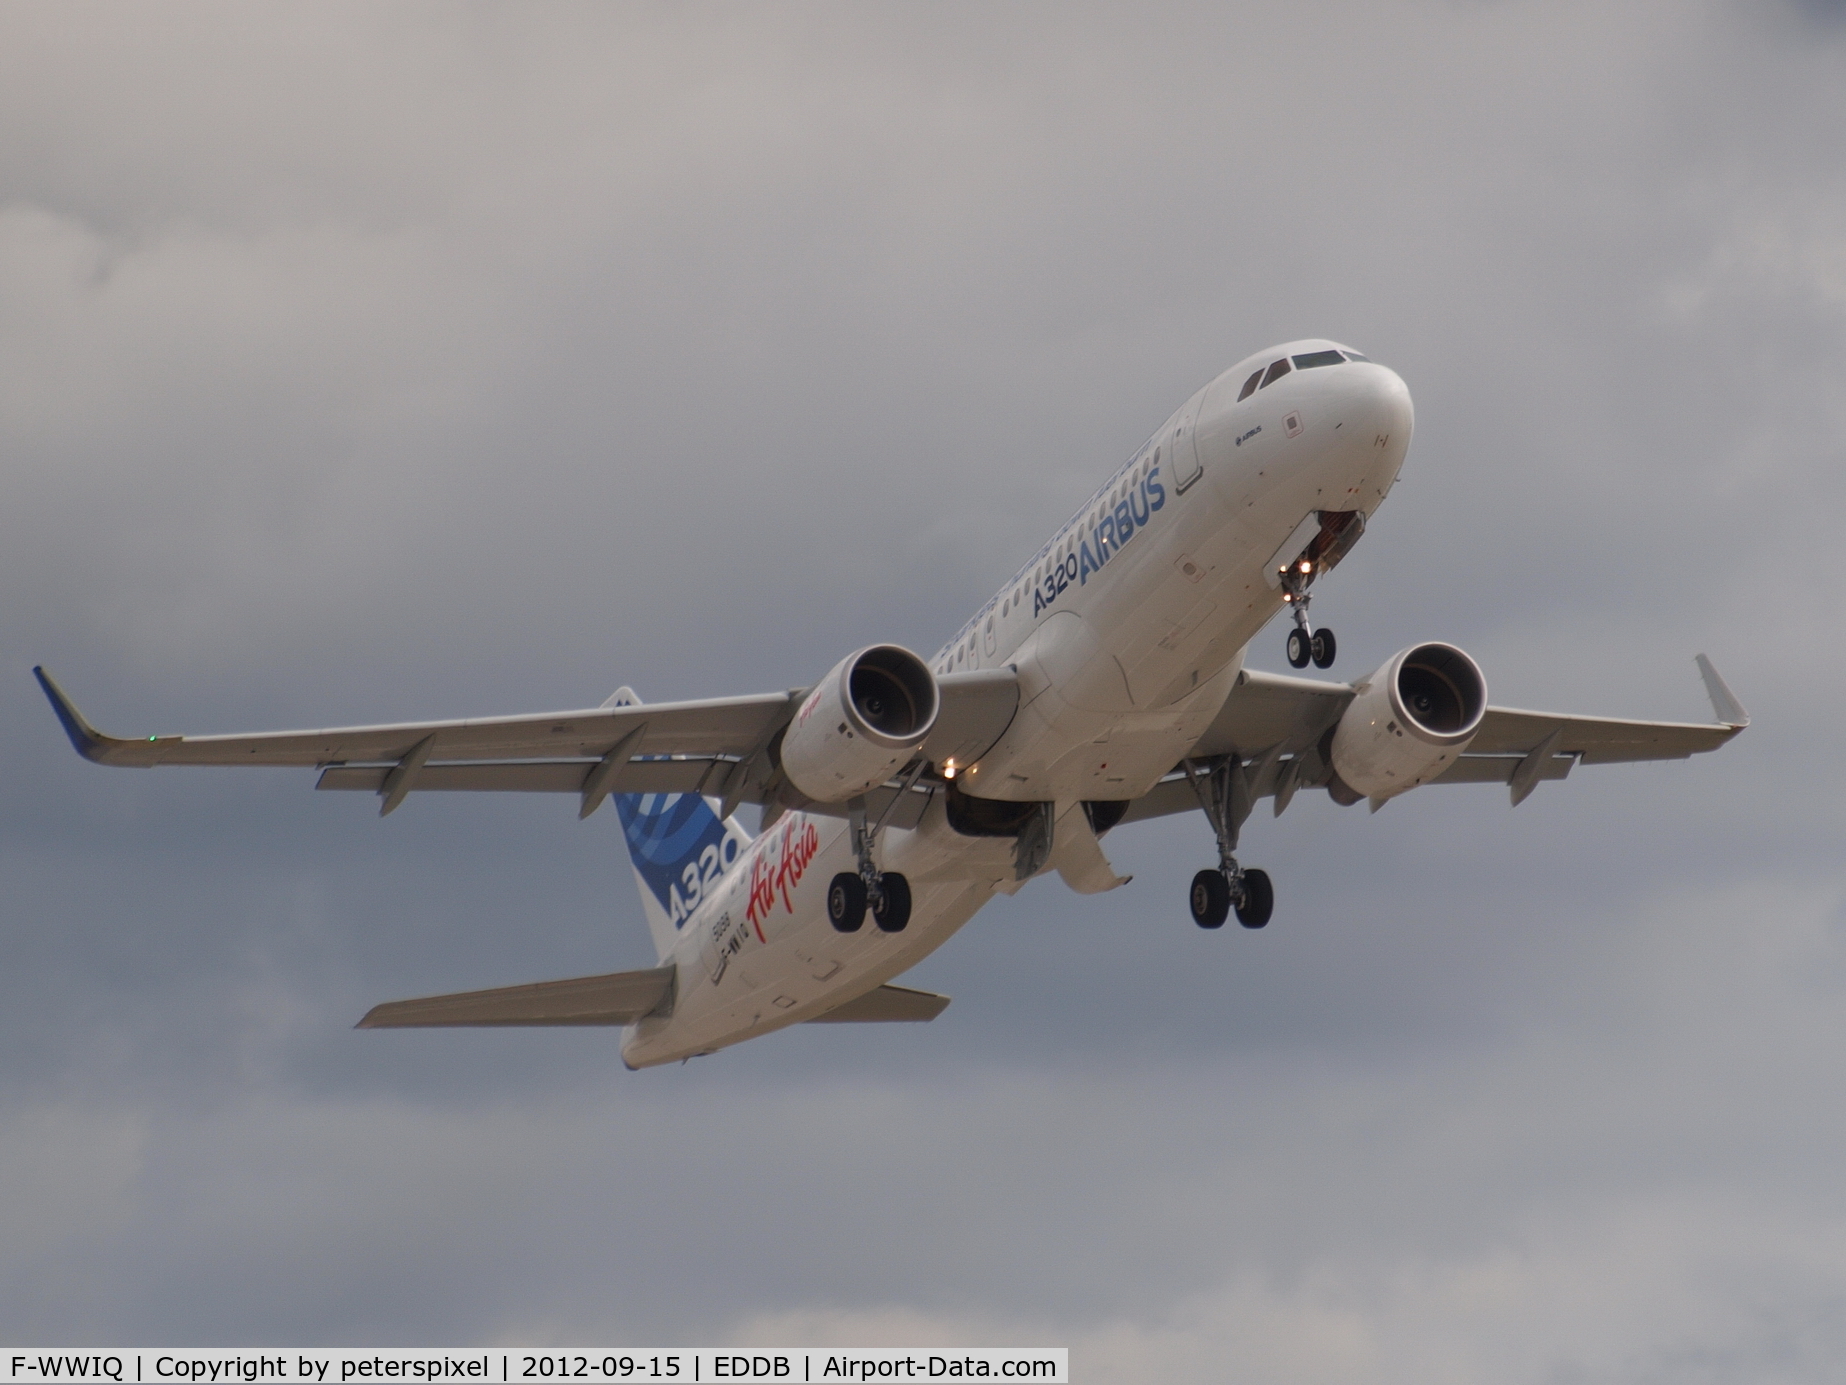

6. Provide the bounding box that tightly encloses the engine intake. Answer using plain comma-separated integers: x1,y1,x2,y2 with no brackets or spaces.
780,645,940,803
1329,642,1487,803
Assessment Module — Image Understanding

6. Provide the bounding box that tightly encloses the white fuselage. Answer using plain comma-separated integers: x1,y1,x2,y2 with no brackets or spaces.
622,341,1412,1067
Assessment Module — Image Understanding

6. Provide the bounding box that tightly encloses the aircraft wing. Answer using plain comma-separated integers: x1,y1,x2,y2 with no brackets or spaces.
34,665,1019,819
1122,653,1747,824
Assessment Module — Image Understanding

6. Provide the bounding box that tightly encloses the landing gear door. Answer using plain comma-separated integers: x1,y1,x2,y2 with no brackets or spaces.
1264,510,1365,590
1169,395,1204,494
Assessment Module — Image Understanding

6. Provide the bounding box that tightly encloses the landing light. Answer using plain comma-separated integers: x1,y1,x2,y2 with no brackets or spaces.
1299,559,1313,574
943,759,958,780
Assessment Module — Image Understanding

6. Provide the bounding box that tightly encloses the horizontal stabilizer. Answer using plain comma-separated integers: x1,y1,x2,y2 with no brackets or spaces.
806,984,950,1023
356,965,675,1028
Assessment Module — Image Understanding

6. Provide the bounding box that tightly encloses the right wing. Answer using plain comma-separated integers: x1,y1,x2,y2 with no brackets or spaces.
1121,653,1747,824
34,664,1018,820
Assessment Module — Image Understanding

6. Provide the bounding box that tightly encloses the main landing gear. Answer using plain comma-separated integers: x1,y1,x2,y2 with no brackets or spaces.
1281,565,1336,671
1183,757,1274,930
828,796,912,934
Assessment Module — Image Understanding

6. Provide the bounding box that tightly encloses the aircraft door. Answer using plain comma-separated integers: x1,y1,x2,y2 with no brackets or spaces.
983,614,997,658
1169,397,1204,493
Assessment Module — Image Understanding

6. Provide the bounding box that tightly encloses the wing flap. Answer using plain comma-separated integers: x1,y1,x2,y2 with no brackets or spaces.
356,965,676,1028
1432,753,1575,786
315,758,722,796
805,984,951,1023
1117,775,1198,826
1119,749,1582,824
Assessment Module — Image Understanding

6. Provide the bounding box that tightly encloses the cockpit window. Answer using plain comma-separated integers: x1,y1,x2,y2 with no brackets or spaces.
1259,357,1291,389
1291,349,1346,370
1236,369,1263,402
1342,350,1371,362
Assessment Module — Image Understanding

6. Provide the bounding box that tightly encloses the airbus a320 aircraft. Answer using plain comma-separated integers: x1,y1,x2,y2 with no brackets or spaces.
37,340,1748,1067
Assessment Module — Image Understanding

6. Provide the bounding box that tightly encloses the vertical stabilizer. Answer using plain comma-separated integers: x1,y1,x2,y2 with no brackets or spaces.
606,689,754,963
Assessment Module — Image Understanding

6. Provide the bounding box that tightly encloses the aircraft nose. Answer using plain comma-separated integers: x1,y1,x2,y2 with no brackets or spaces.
1299,357,1413,509
1334,360,1414,444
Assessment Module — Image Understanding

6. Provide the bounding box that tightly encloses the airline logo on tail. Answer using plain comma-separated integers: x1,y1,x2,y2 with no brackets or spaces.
615,791,751,931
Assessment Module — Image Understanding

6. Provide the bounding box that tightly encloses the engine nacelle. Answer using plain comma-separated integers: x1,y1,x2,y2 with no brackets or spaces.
780,645,940,803
1329,642,1487,803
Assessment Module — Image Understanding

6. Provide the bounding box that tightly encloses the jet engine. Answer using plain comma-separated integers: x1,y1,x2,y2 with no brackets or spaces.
780,645,941,803
1328,642,1487,804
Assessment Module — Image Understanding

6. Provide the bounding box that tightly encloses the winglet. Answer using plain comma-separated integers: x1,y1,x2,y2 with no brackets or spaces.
33,666,110,761
1695,655,1749,728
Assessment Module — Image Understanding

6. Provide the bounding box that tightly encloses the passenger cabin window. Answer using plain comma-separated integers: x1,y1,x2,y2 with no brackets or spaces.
1259,357,1291,389
1292,349,1346,370
1236,369,1263,401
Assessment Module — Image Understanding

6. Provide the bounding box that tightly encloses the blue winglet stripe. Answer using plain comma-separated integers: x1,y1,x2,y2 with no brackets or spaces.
33,666,106,760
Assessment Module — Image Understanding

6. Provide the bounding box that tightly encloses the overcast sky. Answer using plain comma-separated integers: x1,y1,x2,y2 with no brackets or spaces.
4,2,1846,1378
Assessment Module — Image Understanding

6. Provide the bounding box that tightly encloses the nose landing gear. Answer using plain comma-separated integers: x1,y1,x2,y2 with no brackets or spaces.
1281,570,1337,671
1183,757,1275,930
1274,510,1366,670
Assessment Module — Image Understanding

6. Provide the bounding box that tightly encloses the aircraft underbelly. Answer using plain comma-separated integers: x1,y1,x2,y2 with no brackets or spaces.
620,810,1000,1067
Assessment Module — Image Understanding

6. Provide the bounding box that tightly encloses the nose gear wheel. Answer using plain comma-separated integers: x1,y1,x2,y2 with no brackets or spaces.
1281,566,1336,670
1310,628,1336,669
1286,627,1312,669
1276,511,1367,669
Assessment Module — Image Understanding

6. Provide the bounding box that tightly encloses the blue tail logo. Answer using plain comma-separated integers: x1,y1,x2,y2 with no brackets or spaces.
601,685,752,962
616,791,750,935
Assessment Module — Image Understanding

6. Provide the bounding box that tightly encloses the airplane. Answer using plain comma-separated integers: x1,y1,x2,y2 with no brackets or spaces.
34,339,1749,1068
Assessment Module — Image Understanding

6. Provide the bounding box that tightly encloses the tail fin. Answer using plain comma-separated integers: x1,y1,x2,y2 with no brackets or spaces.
605,687,754,963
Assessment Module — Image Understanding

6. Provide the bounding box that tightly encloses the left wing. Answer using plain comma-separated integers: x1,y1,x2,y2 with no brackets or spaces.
34,665,1019,821
35,665,791,770
1121,654,1747,824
